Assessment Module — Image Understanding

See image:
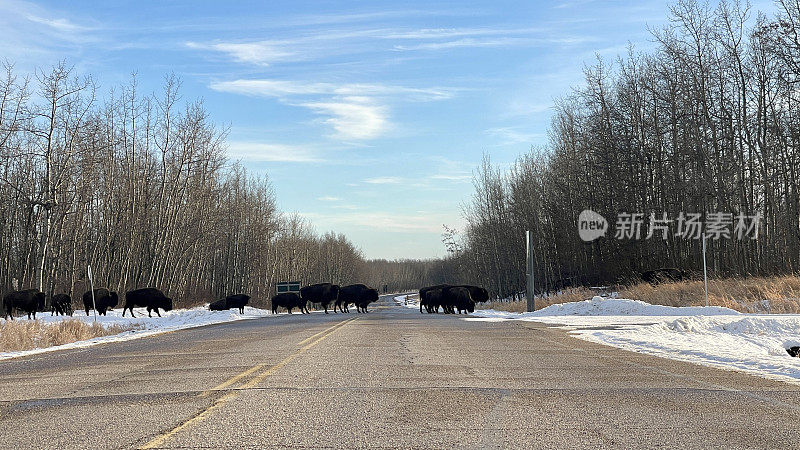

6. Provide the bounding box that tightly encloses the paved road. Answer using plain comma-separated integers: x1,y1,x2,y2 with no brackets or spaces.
2,294,800,449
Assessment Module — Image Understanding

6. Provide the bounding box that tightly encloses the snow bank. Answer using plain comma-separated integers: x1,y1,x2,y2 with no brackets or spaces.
0,305,273,361
394,294,418,309
471,296,800,384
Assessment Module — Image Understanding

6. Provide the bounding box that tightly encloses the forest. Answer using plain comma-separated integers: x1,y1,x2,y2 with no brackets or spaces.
445,0,800,299
0,65,368,307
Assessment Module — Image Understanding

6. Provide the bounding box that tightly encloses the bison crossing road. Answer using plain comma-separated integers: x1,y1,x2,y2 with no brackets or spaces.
270,283,380,315
418,284,489,314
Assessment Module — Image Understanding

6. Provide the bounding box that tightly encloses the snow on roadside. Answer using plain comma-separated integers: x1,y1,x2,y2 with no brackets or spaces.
0,305,274,361
394,294,418,309
470,296,800,384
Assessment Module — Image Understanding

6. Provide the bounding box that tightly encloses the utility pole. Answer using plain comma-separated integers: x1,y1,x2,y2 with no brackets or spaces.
88,265,97,322
526,230,535,312
702,234,709,308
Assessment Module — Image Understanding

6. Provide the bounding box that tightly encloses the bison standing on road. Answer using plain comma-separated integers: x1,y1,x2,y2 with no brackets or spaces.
51,293,73,316
122,288,173,318
271,292,307,314
3,289,46,320
82,288,119,316
339,284,379,313
443,286,475,314
419,284,450,313
301,283,339,314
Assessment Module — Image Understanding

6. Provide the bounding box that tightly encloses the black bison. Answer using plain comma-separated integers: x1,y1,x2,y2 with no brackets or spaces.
339,284,379,313
123,288,173,318
301,283,339,314
3,289,46,320
82,288,119,316
788,346,800,358
443,286,475,314
641,268,690,284
209,298,227,311
51,293,73,316
271,292,308,314
420,284,488,314
209,294,250,314
419,284,450,313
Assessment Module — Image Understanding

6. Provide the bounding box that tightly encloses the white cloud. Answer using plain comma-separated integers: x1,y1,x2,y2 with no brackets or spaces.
186,41,294,66
301,97,388,140
363,176,403,184
226,141,321,162
209,79,453,101
317,196,341,202
486,127,545,145
300,211,445,233
210,79,454,141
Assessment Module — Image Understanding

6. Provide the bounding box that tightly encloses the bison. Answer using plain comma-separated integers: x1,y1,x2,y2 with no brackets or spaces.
209,298,227,311
122,288,173,318
271,292,307,314
209,294,250,314
51,293,73,316
339,284,379,313
3,289,46,320
443,286,475,314
301,283,339,314
83,288,119,316
419,284,450,313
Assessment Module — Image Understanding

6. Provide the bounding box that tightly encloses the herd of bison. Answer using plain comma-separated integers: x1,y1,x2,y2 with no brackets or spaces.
0,282,385,320
2,267,686,320
1,280,490,320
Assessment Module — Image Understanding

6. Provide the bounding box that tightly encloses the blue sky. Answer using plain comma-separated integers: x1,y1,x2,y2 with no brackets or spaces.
0,0,777,259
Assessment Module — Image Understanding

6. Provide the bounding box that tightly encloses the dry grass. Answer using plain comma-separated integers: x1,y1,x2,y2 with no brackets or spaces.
482,287,596,313
0,319,138,352
619,275,800,313
484,275,800,314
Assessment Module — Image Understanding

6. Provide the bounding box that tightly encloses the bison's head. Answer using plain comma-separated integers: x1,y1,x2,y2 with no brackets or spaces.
472,287,489,303
163,297,174,312
109,292,119,308
366,289,379,303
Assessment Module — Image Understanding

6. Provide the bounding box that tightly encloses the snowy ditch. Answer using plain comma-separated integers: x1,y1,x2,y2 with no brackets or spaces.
397,294,800,385
0,306,273,361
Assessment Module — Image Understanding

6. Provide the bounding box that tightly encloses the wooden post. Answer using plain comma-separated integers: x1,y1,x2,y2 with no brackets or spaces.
526,230,535,312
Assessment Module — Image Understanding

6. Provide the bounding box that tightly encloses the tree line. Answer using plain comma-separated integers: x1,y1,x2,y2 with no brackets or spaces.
445,0,800,299
0,63,365,308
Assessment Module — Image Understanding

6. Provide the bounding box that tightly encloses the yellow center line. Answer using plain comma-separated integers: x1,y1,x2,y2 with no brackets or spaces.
140,317,358,449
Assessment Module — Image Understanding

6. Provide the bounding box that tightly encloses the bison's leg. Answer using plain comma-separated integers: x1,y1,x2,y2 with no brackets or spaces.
155,309,162,317
272,306,278,314
86,308,90,316
147,307,153,318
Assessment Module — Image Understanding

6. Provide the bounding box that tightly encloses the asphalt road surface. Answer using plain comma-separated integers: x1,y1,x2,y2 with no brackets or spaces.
2,294,800,449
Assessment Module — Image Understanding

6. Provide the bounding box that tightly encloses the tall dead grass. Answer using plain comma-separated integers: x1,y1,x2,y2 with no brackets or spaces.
484,275,800,314
0,319,138,352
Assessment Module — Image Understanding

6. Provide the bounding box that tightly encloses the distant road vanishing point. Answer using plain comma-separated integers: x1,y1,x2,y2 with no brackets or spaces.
1,294,799,448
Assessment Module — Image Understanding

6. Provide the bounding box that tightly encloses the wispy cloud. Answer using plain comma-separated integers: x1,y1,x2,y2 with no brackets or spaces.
0,0,97,61
226,141,322,162
186,41,294,66
363,176,403,184
301,97,388,140
317,196,341,201
486,127,545,146
209,79,453,101
300,211,444,233
210,79,454,141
